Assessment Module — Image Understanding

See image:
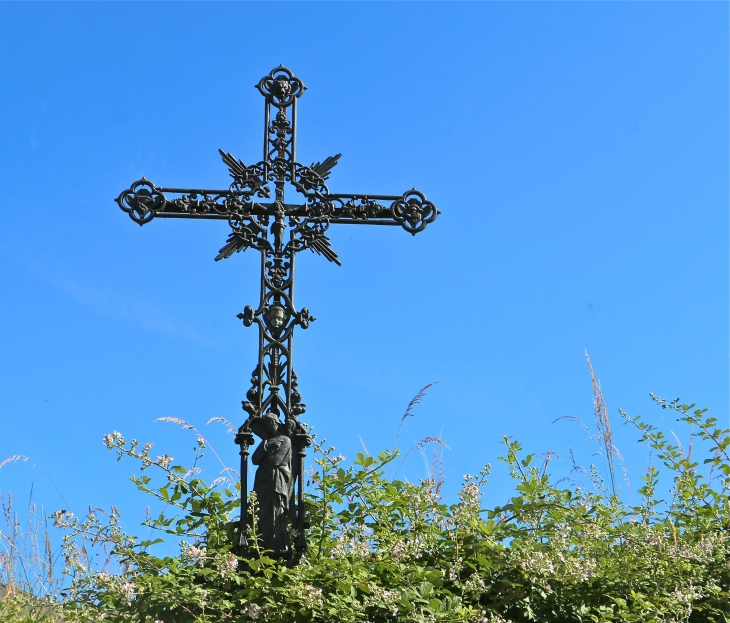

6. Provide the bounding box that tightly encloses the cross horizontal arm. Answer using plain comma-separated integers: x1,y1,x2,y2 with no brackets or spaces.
117,179,438,235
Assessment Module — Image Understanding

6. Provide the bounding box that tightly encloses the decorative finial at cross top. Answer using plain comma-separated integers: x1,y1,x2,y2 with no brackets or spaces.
115,66,439,563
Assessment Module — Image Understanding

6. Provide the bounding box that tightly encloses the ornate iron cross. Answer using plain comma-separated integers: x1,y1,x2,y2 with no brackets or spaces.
116,66,438,560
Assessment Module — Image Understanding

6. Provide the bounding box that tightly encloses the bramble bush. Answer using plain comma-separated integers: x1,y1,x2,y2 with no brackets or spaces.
2,380,729,622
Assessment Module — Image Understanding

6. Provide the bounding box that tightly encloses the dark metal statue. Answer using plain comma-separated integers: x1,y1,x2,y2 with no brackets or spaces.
251,413,296,555
115,66,439,561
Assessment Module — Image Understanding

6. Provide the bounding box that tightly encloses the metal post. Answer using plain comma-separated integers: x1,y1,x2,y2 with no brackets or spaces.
295,432,308,557
235,429,253,551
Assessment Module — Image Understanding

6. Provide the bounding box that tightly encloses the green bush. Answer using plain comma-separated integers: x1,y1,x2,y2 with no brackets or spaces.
47,394,728,623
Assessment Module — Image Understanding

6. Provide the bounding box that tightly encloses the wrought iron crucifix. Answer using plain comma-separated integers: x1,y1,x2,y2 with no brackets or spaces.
116,66,439,561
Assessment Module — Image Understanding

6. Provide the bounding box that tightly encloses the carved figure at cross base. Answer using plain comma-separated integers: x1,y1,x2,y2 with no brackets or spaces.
250,413,296,555
115,66,439,562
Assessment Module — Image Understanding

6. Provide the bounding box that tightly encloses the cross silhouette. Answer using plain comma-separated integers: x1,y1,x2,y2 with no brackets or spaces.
116,66,439,559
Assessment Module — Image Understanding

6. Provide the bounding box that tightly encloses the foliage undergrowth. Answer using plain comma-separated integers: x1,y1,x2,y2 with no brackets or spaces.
1,377,728,622
0,490,64,622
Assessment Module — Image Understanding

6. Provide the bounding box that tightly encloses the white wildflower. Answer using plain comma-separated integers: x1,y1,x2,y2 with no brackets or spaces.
217,552,238,578
181,542,206,564
103,431,123,448
52,509,73,527
392,540,406,560
119,580,134,604
156,455,173,469
244,602,262,620
463,483,480,501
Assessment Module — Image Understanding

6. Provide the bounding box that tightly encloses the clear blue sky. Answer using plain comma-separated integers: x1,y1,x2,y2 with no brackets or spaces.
0,2,727,527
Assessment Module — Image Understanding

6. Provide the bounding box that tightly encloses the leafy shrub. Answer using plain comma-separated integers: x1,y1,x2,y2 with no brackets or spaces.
45,394,728,623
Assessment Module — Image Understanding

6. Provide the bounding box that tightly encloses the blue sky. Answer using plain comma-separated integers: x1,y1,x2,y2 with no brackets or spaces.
0,2,727,528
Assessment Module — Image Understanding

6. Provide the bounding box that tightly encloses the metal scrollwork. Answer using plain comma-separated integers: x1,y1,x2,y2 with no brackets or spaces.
267,110,294,167
287,220,341,266
173,191,232,216
215,217,270,261
391,189,438,235
116,179,166,225
336,196,390,220
219,150,269,201
256,65,306,108
292,154,340,197
238,305,256,327
115,66,439,562
296,307,315,330
293,165,327,196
